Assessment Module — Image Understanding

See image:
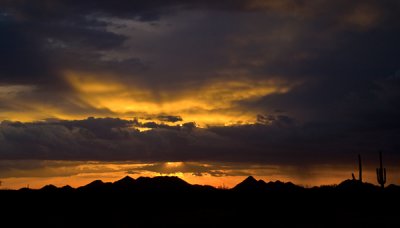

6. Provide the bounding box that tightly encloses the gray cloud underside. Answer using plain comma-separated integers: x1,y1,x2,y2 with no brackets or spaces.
0,160,265,179
1,0,399,86
0,0,400,165
1,0,399,96
0,117,399,166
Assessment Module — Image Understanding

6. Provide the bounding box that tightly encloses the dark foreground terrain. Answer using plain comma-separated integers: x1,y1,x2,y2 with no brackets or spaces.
1,176,399,227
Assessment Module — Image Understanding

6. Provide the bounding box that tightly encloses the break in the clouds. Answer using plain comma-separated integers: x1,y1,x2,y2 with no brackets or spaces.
0,1,400,169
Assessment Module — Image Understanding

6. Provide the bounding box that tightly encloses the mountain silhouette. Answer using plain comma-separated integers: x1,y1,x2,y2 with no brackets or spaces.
3,175,400,227
112,175,136,191
114,175,135,185
386,184,400,193
40,184,58,192
336,179,378,192
60,185,74,192
233,176,303,192
265,180,303,192
76,175,195,193
135,176,191,191
233,176,265,191
78,179,112,192
22,175,400,193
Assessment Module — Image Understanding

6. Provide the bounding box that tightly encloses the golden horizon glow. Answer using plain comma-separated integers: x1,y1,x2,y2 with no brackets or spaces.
166,162,183,167
1,160,399,190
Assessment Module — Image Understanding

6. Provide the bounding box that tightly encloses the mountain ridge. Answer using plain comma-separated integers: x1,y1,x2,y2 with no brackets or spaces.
9,175,398,193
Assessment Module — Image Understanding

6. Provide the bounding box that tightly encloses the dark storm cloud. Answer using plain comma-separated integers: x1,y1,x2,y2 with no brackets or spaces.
0,16,54,84
2,0,398,85
0,0,249,20
141,122,180,130
157,115,183,123
141,115,183,123
1,117,399,166
0,0,400,167
0,8,128,83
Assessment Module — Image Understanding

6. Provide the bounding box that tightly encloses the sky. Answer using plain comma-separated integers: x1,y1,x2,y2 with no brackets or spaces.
0,0,400,189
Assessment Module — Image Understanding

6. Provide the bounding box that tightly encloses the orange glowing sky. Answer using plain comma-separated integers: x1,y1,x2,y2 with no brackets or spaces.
1,0,400,190
1,70,297,127
1,160,399,190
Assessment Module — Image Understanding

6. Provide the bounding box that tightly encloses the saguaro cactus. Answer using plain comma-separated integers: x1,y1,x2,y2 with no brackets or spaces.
376,151,386,189
351,154,362,182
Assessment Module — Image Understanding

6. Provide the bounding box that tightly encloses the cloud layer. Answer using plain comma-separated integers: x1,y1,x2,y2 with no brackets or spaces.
1,0,399,121
0,1,400,168
0,117,399,167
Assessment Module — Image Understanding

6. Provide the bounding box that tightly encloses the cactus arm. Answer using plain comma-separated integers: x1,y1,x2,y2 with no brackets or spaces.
376,168,380,182
358,154,362,182
376,151,386,189
383,168,387,184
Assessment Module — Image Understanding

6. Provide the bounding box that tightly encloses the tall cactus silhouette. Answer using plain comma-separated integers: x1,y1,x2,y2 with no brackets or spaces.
376,151,386,189
351,154,362,182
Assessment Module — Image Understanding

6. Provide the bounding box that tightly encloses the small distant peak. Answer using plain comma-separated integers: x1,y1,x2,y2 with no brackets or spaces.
243,176,258,183
114,175,135,185
120,175,135,181
78,179,111,191
154,176,183,181
41,184,58,191
83,180,105,188
233,176,262,191
258,179,267,184
61,185,74,190
89,180,104,185
136,176,151,181
336,179,378,192
386,184,400,192
150,176,190,185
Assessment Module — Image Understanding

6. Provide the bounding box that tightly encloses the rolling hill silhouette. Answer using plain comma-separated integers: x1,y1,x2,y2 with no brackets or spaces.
233,176,303,192
73,175,214,193
1,176,400,227
336,179,379,192
12,175,398,193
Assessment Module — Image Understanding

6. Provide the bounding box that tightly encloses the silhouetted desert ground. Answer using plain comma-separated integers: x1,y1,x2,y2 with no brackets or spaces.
1,176,399,227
